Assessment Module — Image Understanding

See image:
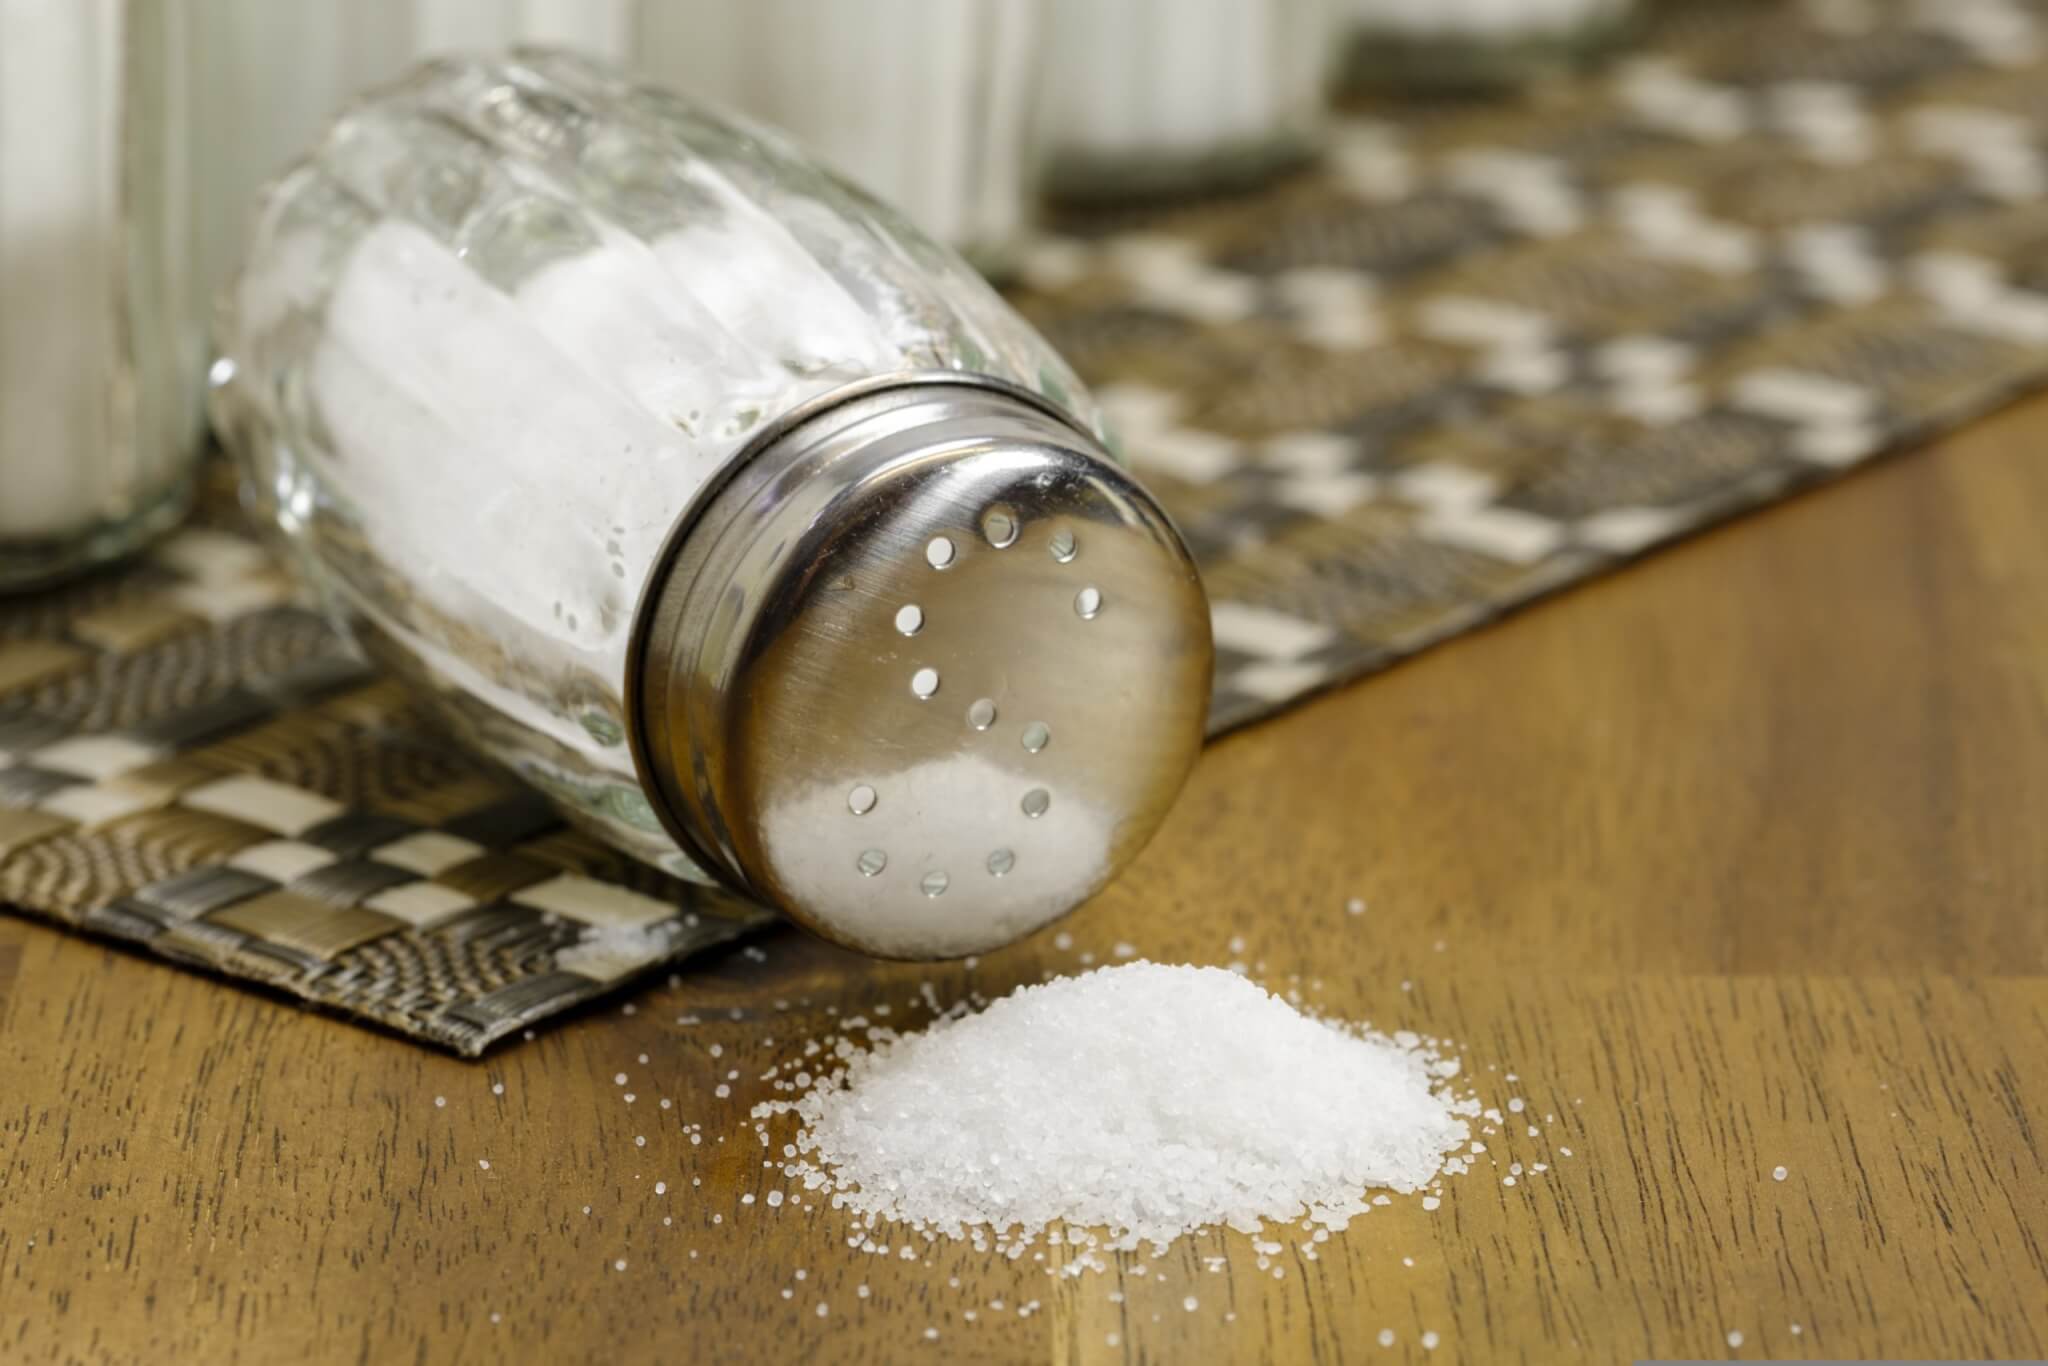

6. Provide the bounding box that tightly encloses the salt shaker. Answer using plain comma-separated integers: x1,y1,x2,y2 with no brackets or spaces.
1336,0,1635,91
636,0,1045,276
1040,0,1330,201
211,52,1213,960
1,0,205,590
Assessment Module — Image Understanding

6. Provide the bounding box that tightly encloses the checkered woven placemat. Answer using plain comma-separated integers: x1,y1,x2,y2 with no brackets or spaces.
1017,0,2048,728
11,0,2048,1050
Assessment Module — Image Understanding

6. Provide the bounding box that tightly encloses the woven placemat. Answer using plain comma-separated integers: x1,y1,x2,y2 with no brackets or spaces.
10,0,2048,1051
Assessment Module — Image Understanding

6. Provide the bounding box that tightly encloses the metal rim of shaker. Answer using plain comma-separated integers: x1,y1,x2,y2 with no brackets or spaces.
620,368,1110,901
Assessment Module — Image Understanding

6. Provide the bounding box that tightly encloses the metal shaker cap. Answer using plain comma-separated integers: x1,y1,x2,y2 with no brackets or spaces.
627,374,1212,959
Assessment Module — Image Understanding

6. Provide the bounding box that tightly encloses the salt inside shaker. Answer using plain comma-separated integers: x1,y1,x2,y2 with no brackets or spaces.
212,52,1213,959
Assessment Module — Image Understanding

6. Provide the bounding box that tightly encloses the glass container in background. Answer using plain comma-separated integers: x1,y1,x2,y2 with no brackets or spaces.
211,53,1213,960
636,0,1046,278
1039,0,1330,202
0,0,203,590
1337,0,1636,91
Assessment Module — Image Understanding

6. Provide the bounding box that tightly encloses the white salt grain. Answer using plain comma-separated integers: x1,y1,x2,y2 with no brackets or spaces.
614,1258,627,1271
1183,1295,1198,1311
1727,1329,1743,1347
1346,898,1366,915
756,963,1473,1253
1378,1328,1396,1346
655,1182,667,1195
1772,1165,1788,1182
434,1096,446,1108
478,1159,490,1170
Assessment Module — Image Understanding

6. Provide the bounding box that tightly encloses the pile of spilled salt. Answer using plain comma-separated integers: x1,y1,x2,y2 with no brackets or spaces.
756,962,1475,1253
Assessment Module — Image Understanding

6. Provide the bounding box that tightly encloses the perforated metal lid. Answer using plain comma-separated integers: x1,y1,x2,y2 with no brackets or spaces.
627,374,1212,959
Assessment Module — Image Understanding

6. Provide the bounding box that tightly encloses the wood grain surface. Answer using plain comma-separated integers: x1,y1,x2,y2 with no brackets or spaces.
6,393,2048,1365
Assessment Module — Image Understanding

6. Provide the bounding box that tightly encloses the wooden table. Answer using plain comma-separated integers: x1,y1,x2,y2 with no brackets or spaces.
5,394,2048,1366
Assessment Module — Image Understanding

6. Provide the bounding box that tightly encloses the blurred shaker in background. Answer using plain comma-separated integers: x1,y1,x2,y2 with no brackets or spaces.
0,0,203,589
636,0,1046,276
1040,0,1330,201
212,54,1213,960
1337,0,1635,90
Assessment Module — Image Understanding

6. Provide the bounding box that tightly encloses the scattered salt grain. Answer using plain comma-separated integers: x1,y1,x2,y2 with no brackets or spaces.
434,1096,446,1108
491,1082,504,1096
816,1303,828,1318
1183,1296,1198,1312
614,1258,626,1271
1346,898,1366,916
655,1182,667,1195
1378,1329,1396,1346
614,1073,628,1086
1727,1329,1743,1348
478,1159,490,1170
767,1191,785,1207
1789,1323,1802,1335
754,963,1474,1254
1772,1165,1788,1182
1421,1196,1441,1210
555,921,677,980
1422,1330,1440,1350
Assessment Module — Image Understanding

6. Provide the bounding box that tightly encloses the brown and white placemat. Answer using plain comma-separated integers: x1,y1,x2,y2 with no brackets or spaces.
9,0,2048,1050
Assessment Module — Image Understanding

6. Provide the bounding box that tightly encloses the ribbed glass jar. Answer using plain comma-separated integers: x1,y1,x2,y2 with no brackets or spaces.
210,51,1106,884
636,0,1046,277
0,0,204,590
1337,0,1636,92
1040,0,1330,201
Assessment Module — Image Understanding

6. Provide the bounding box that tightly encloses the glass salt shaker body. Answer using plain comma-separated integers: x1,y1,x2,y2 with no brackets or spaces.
213,53,1213,960
1,0,205,590
1039,0,1331,202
